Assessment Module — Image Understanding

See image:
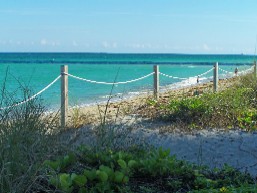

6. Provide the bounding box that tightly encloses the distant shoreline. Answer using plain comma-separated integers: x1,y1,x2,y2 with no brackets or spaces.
0,52,256,57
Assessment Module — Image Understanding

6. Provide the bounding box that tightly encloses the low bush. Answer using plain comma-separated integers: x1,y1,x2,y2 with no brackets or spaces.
163,97,212,125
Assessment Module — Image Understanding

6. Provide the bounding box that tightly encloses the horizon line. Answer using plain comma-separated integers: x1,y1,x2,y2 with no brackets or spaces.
0,52,254,56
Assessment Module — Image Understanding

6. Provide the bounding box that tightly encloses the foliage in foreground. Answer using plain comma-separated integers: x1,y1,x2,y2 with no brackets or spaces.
0,81,62,192
1,72,257,193
147,74,257,130
41,147,255,193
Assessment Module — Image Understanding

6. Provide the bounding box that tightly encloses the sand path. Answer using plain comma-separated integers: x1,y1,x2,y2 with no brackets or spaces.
131,126,257,176
64,115,257,177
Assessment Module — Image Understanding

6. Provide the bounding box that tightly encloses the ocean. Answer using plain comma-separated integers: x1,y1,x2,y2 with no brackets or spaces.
0,53,255,110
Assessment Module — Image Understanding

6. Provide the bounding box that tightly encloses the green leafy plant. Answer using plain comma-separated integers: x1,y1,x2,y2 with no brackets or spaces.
44,153,76,172
42,146,256,192
237,110,257,130
163,96,212,125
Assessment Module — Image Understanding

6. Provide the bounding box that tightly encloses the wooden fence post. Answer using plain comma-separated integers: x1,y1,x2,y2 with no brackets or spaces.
153,65,159,100
213,62,218,92
61,65,68,128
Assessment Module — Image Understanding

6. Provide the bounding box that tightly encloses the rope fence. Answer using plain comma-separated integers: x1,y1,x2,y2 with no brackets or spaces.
238,65,255,74
0,75,61,110
219,67,234,74
159,72,188,80
65,72,155,85
159,67,214,80
0,61,256,128
219,65,254,75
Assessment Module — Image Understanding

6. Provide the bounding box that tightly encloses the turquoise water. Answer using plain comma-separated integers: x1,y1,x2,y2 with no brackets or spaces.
0,53,255,110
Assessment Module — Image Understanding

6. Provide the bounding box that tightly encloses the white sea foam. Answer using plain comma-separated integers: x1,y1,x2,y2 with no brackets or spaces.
160,76,212,93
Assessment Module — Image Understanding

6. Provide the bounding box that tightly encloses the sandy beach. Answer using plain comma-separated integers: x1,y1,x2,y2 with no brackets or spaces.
62,76,257,176
67,76,238,125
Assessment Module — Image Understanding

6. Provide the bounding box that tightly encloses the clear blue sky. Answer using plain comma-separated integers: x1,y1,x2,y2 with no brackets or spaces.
1,0,257,54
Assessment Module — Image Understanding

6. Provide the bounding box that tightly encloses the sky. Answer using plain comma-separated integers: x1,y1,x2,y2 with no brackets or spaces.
0,0,257,54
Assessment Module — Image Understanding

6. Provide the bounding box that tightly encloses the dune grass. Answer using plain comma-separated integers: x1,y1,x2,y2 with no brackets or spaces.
0,82,64,192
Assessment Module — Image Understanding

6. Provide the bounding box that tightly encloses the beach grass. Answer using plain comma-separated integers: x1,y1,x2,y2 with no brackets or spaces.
0,83,65,192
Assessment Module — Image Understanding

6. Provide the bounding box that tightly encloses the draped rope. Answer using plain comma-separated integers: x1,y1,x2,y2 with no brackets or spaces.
219,65,254,75
159,67,214,80
0,75,61,110
65,72,155,85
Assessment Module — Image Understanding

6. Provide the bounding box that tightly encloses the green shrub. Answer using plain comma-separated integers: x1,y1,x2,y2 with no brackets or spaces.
154,74,257,130
42,147,255,193
237,109,257,131
164,97,212,124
